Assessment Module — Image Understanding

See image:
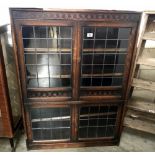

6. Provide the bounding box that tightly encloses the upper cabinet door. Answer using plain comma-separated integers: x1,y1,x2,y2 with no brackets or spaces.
79,23,135,100
16,21,76,101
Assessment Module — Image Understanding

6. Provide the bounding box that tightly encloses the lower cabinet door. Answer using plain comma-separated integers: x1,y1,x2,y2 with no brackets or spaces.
26,102,122,143
29,105,71,141
78,103,122,140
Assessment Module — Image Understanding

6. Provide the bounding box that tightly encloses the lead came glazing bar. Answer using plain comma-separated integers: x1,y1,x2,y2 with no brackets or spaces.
31,116,70,122
22,26,72,90
31,107,70,140
79,105,118,139
81,26,130,91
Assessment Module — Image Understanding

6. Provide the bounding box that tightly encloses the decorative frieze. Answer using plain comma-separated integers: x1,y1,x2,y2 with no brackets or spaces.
12,10,140,22
27,90,71,98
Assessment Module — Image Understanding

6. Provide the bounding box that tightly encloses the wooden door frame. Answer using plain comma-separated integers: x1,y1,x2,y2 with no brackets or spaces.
77,21,138,101
13,20,78,102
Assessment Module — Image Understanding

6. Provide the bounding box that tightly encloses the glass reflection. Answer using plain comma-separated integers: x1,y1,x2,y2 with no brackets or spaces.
38,78,49,87
49,66,61,76
37,54,48,64
48,39,59,48
49,54,61,65
47,27,58,38
37,66,48,78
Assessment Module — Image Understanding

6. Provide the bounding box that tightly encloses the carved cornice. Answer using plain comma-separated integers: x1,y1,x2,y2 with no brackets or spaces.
12,10,140,22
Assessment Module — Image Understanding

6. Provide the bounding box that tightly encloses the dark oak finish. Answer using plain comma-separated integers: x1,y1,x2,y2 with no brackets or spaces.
10,8,140,150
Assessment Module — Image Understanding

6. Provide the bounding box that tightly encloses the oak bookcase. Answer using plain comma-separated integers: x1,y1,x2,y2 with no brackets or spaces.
10,8,140,150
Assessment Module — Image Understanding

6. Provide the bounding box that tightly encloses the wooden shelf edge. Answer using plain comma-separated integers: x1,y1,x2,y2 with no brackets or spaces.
126,109,155,122
132,78,155,91
143,32,155,40
144,11,155,14
137,57,155,67
127,98,155,115
124,117,155,135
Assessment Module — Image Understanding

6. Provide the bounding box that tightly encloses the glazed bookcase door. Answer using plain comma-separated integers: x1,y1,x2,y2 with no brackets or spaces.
80,24,133,100
78,103,122,140
17,22,75,101
29,105,71,141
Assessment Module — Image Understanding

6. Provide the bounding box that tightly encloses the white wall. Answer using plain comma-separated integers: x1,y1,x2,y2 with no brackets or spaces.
1,0,155,25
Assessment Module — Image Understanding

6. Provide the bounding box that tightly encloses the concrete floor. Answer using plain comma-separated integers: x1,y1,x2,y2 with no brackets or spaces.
0,128,155,152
